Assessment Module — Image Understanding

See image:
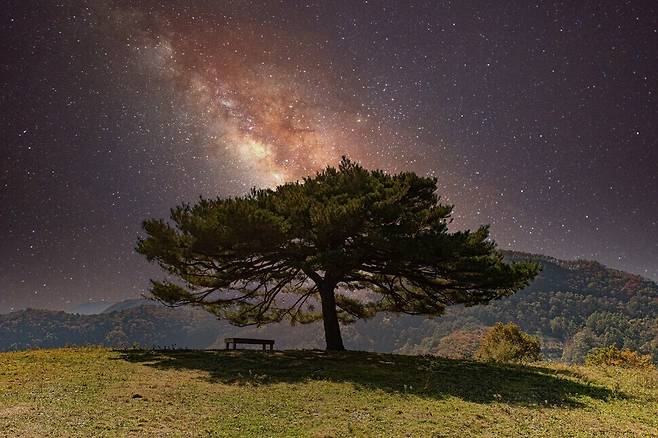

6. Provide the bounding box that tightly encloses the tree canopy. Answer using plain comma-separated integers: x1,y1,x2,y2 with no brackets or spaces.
137,158,540,350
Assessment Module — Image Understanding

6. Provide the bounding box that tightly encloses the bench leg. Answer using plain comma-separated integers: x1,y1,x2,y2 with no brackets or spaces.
262,344,266,351
225,342,229,350
232,343,236,350
270,344,273,351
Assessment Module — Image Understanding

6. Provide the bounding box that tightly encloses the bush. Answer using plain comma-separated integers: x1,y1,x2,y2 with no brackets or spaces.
434,329,484,360
475,322,541,363
585,345,654,369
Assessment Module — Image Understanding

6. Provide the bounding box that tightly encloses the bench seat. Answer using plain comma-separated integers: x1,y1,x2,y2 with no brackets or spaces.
224,337,275,350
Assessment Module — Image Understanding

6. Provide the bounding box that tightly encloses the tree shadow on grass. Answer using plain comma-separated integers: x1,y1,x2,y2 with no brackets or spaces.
116,349,618,407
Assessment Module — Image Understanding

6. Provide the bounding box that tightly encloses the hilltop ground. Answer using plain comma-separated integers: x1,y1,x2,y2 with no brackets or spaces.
1,348,656,437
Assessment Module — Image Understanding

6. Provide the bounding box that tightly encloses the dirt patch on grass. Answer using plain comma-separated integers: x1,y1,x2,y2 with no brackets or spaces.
0,404,33,417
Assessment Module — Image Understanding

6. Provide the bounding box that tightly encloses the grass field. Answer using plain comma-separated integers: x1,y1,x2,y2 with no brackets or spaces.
0,347,656,437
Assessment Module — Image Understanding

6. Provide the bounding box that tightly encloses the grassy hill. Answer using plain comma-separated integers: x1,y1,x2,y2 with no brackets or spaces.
1,348,657,437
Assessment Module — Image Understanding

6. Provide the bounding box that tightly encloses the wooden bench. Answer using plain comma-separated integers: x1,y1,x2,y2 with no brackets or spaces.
224,337,274,351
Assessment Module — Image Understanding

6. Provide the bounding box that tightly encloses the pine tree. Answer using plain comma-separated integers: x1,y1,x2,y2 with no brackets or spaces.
137,158,540,350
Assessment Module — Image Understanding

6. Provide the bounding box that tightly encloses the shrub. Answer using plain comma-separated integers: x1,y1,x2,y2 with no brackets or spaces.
585,345,654,369
475,322,541,363
434,329,485,360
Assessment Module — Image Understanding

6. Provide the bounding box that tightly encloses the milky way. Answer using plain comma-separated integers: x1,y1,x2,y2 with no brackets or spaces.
1,1,656,311
106,1,397,187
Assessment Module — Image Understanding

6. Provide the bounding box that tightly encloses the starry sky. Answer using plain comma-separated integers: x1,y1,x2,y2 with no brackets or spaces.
1,0,657,312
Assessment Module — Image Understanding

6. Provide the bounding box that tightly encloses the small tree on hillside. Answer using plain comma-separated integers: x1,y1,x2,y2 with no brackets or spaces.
476,322,541,363
137,158,540,350
585,346,654,369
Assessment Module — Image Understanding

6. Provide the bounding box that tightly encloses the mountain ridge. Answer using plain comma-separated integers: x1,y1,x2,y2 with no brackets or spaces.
2,251,656,361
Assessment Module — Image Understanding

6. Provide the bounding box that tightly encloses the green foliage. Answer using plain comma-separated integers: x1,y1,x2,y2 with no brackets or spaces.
0,306,224,351
562,311,658,363
476,322,541,363
585,345,654,369
137,158,539,349
433,328,484,359
399,253,658,363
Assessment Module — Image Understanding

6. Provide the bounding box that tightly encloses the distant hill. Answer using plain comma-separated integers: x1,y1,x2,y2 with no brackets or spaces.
1,251,656,362
102,298,159,314
387,251,658,361
66,298,158,315
0,306,225,351
68,301,115,315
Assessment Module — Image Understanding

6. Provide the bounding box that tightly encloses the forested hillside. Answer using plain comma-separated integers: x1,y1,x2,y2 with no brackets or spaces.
387,252,658,362
0,306,223,351
2,252,656,362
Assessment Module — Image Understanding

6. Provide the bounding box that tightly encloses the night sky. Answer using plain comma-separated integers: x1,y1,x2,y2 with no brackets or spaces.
1,1,656,312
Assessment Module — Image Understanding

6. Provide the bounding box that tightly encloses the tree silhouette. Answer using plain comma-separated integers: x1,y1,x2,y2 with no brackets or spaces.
137,158,540,350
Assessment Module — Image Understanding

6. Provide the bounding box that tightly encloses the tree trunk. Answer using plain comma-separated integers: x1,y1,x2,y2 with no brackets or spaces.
318,282,345,351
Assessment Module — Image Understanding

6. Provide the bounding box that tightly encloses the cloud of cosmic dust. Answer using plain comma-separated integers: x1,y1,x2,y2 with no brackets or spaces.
102,2,381,187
